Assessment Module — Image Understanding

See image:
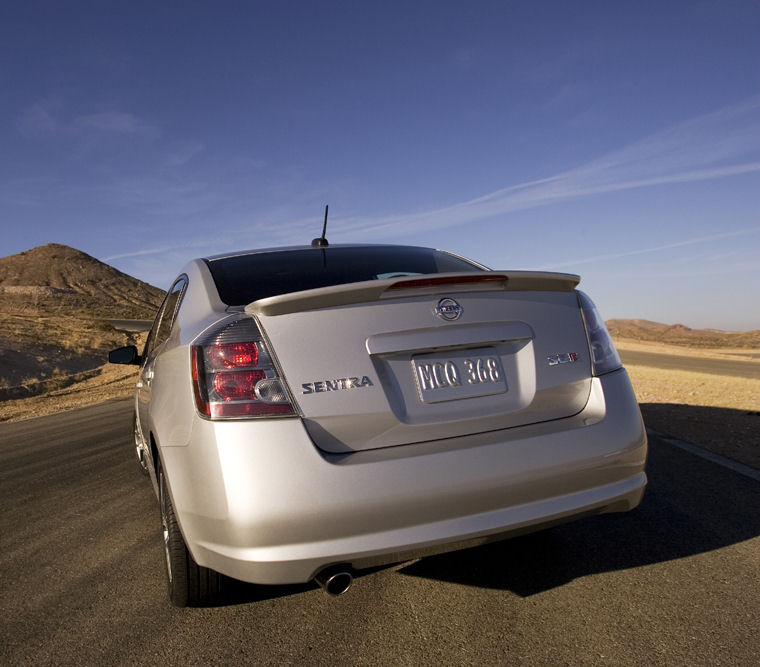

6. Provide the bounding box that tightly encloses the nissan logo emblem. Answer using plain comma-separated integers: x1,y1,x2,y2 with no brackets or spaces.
435,298,463,321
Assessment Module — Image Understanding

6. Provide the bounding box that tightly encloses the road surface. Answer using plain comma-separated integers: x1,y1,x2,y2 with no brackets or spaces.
1,399,759,665
618,348,760,379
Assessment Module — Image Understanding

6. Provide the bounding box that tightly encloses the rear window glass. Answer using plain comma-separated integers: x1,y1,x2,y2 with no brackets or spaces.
205,245,484,306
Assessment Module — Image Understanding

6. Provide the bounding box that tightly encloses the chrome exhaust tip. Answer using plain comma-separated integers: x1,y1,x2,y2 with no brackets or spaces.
314,566,353,597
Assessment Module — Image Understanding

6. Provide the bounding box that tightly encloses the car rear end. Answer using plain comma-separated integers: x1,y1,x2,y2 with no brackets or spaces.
161,246,647,586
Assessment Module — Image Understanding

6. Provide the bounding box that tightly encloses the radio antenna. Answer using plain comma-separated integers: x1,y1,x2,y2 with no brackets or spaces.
311,205,329,247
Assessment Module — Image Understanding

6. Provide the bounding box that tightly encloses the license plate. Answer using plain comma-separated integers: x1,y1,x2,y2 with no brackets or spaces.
411,347,507,404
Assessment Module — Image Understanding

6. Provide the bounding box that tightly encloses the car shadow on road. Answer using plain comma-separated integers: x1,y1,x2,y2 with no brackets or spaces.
638,402,760,470
397,429,760,597
211,580,316,607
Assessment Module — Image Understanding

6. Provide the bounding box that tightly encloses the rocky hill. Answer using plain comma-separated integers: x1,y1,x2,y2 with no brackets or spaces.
0,243,165,318
607,318,760,348
0,244,164,397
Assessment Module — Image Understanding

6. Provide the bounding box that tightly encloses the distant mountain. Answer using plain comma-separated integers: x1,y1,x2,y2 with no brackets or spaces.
607,318,760,348
0,244,166,397
0,243,165,319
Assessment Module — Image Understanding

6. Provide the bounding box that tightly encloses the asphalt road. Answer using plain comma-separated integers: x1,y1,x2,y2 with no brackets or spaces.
2,399,759,665
618,348,760,379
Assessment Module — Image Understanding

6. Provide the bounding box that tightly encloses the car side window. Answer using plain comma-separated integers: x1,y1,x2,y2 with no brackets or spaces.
143,276,187,360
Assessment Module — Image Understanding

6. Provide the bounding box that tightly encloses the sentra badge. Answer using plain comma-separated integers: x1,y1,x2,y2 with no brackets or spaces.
302,376,374,394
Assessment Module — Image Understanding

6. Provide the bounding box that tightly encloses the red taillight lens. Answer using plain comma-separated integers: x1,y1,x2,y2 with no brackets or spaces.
190,316,294,420
386,273,506,291
208,342,259,369
213,370,266,401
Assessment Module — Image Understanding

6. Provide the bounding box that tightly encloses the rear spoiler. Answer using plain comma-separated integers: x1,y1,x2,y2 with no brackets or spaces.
246,271,580,317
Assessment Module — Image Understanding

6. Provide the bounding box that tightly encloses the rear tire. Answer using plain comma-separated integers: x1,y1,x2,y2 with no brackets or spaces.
158,462,222,606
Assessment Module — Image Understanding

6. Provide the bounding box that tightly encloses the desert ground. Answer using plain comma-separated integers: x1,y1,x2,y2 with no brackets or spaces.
615,338,759,469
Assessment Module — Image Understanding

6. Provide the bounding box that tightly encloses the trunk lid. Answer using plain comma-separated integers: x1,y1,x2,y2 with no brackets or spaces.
246,272,591,453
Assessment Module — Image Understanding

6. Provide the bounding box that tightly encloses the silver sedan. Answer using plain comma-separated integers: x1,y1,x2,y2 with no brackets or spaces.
110,243,647,606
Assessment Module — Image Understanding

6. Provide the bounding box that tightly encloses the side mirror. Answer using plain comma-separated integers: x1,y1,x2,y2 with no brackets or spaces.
109,345,142,365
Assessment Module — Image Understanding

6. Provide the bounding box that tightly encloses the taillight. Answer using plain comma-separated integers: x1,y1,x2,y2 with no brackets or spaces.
578,291,622,376
191,316,294,419
208,342,259,369
385,274,506,291
214,370,266,401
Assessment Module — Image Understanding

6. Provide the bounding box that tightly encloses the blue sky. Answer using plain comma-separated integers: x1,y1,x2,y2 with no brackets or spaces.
1,1,758,330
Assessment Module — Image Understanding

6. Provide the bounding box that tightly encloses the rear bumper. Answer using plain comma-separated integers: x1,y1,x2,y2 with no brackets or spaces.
161,368,647,585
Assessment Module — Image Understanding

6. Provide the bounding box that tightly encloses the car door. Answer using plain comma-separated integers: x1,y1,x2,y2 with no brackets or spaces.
136,276,187,454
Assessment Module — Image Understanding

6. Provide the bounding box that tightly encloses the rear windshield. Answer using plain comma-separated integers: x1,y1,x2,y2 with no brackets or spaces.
205,245,484,306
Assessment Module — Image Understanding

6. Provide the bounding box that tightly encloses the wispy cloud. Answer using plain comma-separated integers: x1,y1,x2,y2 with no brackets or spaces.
84,176,225,217
17,101,159,138
72,111,160,136
330,96,760,239
99,97,760,266
16,99,63,134
537,228,760,270
103,238,217,263
162,141,205,168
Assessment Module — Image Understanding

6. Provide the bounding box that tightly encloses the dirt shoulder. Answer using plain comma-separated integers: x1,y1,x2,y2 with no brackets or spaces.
615,337,760,362
0,328,147,423
0,363,140,423
615,338,760,469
